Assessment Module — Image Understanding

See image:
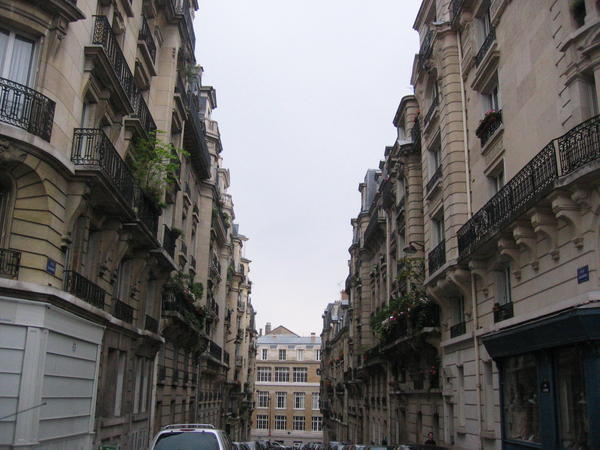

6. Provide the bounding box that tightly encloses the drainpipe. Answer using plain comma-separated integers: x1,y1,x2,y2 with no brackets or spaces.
456,30,483,448
385,209,392,305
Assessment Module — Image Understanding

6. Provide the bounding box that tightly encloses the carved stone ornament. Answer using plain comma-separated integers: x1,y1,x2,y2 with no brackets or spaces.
0,140,27,163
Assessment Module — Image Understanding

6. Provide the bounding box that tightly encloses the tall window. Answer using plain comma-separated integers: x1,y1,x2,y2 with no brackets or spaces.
0,175,14,247
276,392,287,409
133,356,150,414
257,367,271,382
315,349,321,361
312,416,323,432
489,164,505,195
296,349,304,361
275,367,289,382
293,416,305,431
106,348,127,417
275,415,287,430
294,392,305,409
293,367,308,383
455,296,465,325
496,265,512,305
433,211,445,245
486,82,501,112
258,391,269,408
312,392,320,410
279,349,286,360
0,29,36,85
256,414,268,430
261,348,268,360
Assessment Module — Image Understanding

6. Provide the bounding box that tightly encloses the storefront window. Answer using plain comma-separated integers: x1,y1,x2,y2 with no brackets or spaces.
502,354,539,443
556,346,588,449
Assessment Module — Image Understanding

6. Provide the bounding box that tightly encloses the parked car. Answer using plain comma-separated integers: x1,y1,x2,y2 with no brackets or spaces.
149,423,234,450
233,442,251,450
396,445,450,450
243,441,259,450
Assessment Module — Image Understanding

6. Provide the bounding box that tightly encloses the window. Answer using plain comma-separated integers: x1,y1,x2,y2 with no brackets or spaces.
275,415,287,430
0,174,14,247
258,391,269,408
133,356,150,414
0,29,36,86
502,354,539,443
256,414,268,430
315,349,321,361
312,392,320,410
296,349,304,361
293,367,308,383
428,136,442,179
485,82,501,112
293,416,305,431
257,367,271,382
106,348,127,417
275,367,289,382
279,349,286,360
480,5,492,38
489,165,505,195
455,296,465,324
312,416,323,432
557,347,587,448
294,392,305,409
433,211,445,245
496,265,512,305
276,392,287,409
261,348,268,360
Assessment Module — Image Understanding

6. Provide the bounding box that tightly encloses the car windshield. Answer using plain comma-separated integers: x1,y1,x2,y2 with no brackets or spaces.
154,431,219,450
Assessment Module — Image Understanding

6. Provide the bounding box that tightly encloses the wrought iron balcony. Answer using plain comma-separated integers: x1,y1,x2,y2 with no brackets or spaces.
475,26,496,67
410,120,421,153
0,248,20,278
558,114,600,176
63,270,106,309
493,302,514,323
134,186,160,236
428,240,446,274
450,0,465,27
418,29,436,71
0,77,56,142
183,94,211,179
145,314,159,333
163,225,177,258
71,128,136,208
138,15,156,64
426,165,443,194
209,340,223,361
476,110,503,147
162,291,204,331
90,16,136,105
450,321,466,338
113,298,134,323
424,96,439,126
131,90,157,137
180,4,196,52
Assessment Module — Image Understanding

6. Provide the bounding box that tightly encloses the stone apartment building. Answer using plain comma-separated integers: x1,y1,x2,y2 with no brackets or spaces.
251,324,323,447
0,0,256,448
324,0,600,449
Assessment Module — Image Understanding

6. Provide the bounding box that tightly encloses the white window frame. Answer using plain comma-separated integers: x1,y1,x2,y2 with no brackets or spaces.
0,28,37,86
293,367,308,383
257,367,271,382
294,392,305,409
312,392,320,410
315,349,321,361
296,349,304,361
312,416,323,432
293,416,305,431
496,265,512,305
279,349,286,360
276,391,286,409
256,414,268,430
275,415,287,430
275,367,289,382
261,348,268,360
258,391,269,408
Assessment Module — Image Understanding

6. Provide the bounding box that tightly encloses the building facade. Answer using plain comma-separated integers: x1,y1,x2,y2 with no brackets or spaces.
324,1,600,449
0,0,256,448
251,325,323,447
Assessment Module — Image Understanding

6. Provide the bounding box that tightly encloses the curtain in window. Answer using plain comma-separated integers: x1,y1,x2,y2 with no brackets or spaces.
9,36,34,85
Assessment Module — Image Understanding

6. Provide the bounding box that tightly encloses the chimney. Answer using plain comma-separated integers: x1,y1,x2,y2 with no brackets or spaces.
265,322,272,335
310,332,316,342
259,328,262,336
340,290,349,300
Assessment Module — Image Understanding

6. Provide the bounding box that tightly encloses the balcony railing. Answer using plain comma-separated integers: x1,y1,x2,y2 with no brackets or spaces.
493,302,514,323
91,16,135,103
424,96,439,126
477,110,503,147
426,165,442,193
162,291,204,331
0,248,21,278
134,186,160,236
418,29,436,71
428,240,446,274
63,270,105,309
131,91,157,137
450,0,465,26
71,128,136,208
163,225,177,258
558,114,600,176
113,298,134,323
138,16,156,63
0,77,55,141
179,4,196,52
450,321,466,338
209,340,223,361
411,120,421,152
145,314,159,333
475,26,496,67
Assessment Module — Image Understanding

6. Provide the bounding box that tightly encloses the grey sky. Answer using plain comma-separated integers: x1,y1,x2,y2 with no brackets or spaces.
195,0,420,336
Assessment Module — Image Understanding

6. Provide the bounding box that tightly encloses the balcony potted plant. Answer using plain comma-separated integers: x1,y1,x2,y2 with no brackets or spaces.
475,110,502,140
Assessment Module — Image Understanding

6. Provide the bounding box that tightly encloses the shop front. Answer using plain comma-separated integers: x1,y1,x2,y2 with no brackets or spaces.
483,306,599,450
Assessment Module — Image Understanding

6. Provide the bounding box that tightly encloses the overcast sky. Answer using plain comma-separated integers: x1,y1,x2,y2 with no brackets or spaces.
195,0,421,336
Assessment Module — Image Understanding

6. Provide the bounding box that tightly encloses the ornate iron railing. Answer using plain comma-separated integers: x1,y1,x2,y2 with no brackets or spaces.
134,186,160,236
450,0,465,27
0,77,55,141
163,225,177,258
209,340,223,361
179,3,196,51
426,165,443,194
475,26,496,67
175,74,189,105
478,110,503,147
424,95,438,126
418,29,436,71
63,270,105,309
494,302,514,323
138,15,156,63
428,240,446,274
162,291,204,331
91,16,135,103
145,314,159,333
412,301,440,328
71,128,136,208
131,91,157,137
113,298,134,323
0,248,21,278
450,321,466,338
457,142,558,257
557,114,600,176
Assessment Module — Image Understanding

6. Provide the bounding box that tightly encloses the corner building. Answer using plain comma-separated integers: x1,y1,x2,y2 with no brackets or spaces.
251,325,323,447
